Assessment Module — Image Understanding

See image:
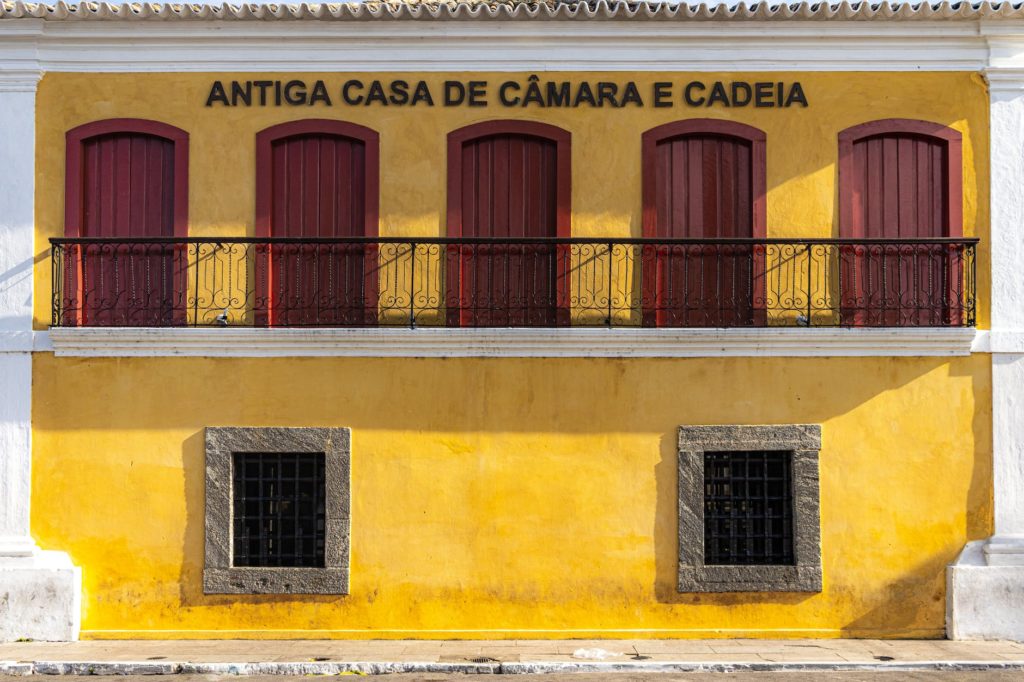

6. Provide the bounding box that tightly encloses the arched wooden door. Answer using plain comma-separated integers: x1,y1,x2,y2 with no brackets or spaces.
256,119,379,327
641,119,766,327
838,119,963,326
64,118,189,326
446,120,571,327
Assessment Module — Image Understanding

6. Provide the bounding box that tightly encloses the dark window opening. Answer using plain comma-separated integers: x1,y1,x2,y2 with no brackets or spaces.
232,452,326,568
703,450,794,566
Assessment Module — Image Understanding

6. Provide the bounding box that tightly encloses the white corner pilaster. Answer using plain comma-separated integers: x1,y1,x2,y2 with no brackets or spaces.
948,64,1024,641
0,30,81,642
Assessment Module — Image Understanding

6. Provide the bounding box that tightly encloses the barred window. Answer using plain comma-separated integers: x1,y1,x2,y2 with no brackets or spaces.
232,453,327,568
678,425,821,593
703,451,794,566
204,427,350,595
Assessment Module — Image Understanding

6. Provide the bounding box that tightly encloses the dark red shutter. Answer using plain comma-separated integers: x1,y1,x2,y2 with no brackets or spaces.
847,133,949,239
256,121,380,327
458,133,556,326
459,134,558,240
838,120,963,326
268,134,367,239
652,136,753,240
67,125,185,327
80,133,175,239
641,120,767,327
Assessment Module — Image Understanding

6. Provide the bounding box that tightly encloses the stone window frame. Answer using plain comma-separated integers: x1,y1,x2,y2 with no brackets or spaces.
677,424,822,593
203,427,351,595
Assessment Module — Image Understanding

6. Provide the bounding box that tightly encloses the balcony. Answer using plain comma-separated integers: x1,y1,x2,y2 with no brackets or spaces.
50,237,977,329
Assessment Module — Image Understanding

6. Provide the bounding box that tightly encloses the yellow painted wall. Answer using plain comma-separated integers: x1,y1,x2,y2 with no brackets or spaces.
32,354,990,638
32,72,990,328
30,72,993,638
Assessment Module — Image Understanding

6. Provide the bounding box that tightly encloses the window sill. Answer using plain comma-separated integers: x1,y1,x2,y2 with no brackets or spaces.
41,326,980,358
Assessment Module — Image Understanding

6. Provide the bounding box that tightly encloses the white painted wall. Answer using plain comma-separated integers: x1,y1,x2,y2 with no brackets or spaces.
0,354,34,557
0,84,36,333
0,70,39,557
947,70,1024,640
0,66,81,642
992,354,1024,545
983,78,1024,559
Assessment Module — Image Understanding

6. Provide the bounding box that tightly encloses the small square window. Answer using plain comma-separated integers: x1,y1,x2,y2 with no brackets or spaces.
703,451,794,566
231,452,326,569
678,425,821,593
204,427,350,595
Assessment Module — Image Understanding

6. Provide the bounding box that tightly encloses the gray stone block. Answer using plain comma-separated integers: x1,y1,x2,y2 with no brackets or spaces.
203,427,351,595
677,424,822,593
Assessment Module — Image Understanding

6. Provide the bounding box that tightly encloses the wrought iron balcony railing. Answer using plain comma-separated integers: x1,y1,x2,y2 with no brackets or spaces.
50,236,977,329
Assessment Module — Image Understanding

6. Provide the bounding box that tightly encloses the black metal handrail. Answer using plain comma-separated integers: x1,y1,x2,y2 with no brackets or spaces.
51,236,978,245
50,236,978,329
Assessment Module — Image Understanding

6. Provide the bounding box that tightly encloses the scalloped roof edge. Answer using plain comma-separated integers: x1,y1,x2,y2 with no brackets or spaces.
4,1,1024,22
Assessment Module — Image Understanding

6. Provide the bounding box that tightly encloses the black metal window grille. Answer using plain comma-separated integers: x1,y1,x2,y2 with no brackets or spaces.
232,452,326,568
703,450,794,566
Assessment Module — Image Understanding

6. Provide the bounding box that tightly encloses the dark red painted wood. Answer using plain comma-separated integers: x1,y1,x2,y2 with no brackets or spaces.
838,119,964,326
65,118,189,326
255,120,380,327
446,120,571,327
641,119,767,327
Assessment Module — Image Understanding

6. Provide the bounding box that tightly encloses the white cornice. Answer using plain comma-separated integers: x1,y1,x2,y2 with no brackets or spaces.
0,11,1020,72
0,21,992,72
44,327,978,358
4,1,1024,24
985,68,1024,92
0,69,40,91
0,4,1023,73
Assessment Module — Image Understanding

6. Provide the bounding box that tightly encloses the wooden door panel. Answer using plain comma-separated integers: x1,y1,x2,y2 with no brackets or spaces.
257,123,379,327
76,131,178,326
838,120,962,327
641,121,766,328
447,123,569,327
458,243,559,327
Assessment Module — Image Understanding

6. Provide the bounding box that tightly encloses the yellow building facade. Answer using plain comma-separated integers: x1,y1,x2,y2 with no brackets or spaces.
2,0,1024,643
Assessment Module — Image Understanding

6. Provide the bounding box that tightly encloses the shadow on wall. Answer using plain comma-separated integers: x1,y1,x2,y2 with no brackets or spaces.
139,355,992,623
646,356,991,631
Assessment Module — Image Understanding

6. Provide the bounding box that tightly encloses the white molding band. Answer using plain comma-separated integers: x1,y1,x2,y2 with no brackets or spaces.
46,326,978,359
0,4,1021,74
0,23,996,72
0,15,1005,74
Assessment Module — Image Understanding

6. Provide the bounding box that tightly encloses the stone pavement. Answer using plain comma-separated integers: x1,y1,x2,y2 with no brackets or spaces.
2,639,1024,675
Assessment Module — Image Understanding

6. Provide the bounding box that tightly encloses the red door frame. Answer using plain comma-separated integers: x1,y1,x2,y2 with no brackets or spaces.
445,120,572,327
64,118,190,326
254,119,380,327
837,118,963,326
640,119,767,327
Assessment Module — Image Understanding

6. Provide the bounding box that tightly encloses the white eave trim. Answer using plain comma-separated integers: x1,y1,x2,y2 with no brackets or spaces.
6,1,1024,24
0,15,1018,73
45,326,979,358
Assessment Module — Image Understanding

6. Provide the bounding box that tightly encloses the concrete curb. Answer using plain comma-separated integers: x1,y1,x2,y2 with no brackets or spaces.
3,659,1024,675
